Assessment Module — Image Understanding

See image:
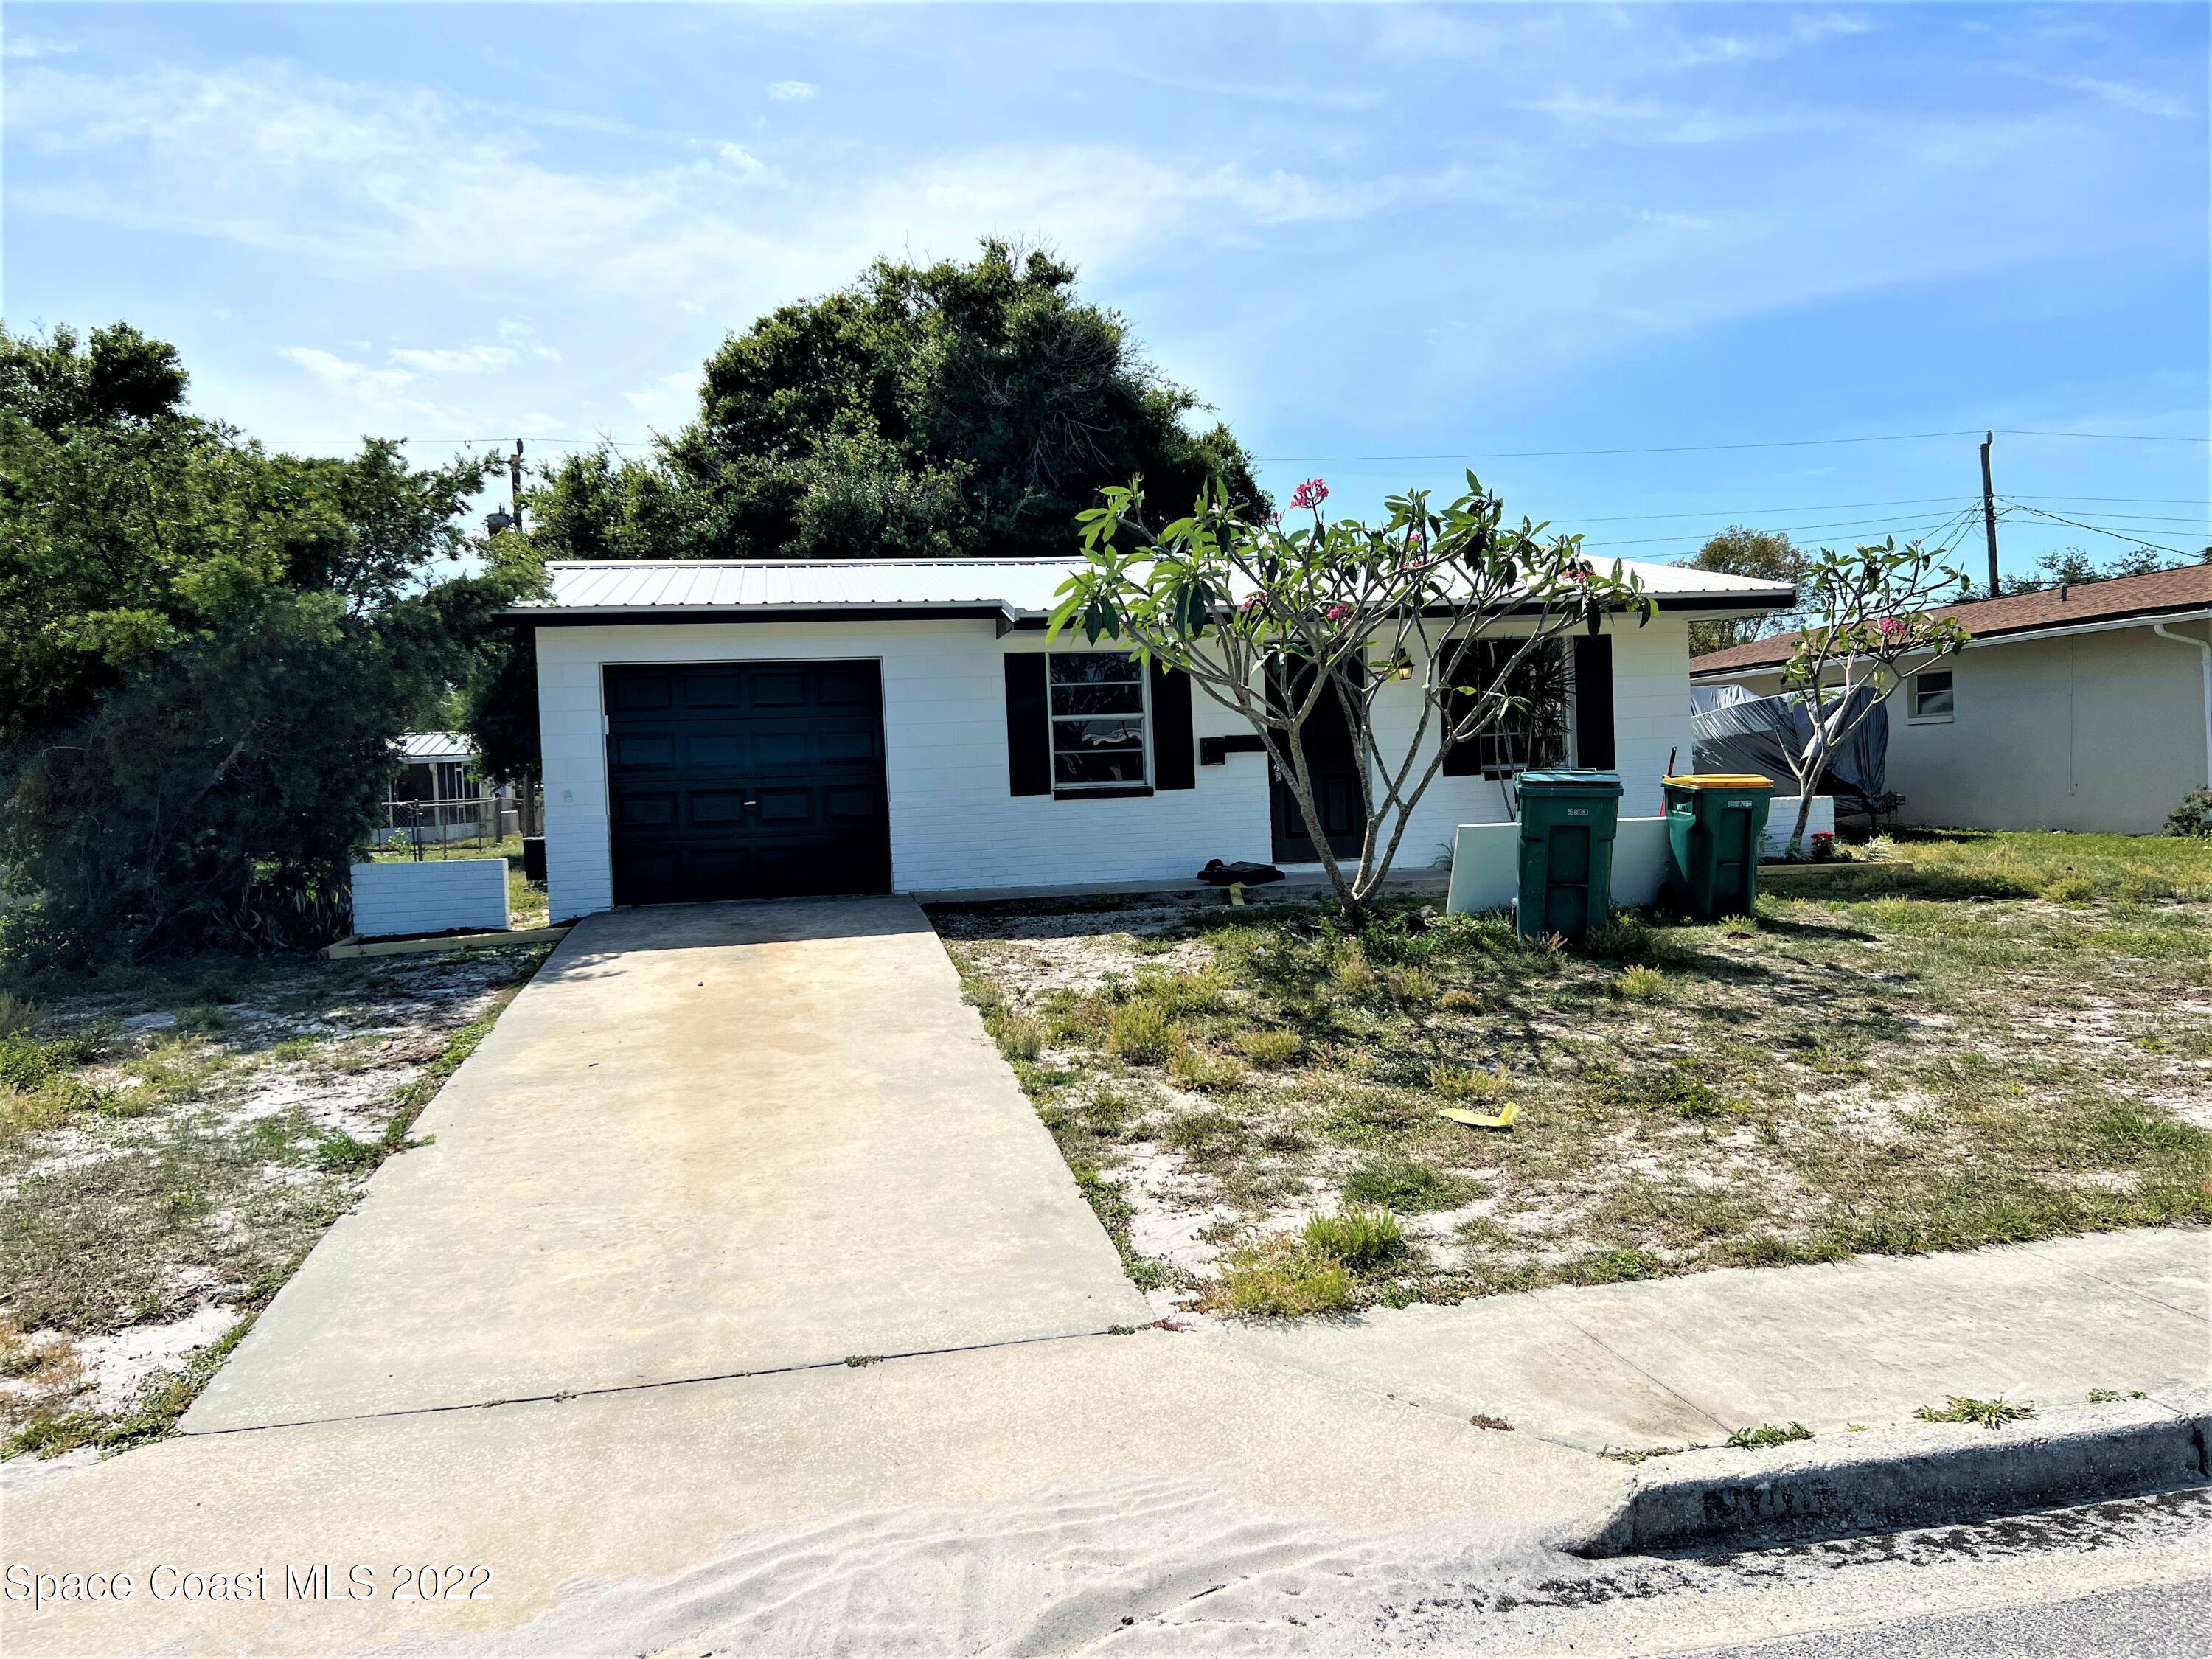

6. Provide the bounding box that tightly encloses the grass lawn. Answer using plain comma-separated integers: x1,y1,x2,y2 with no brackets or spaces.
933,830,2212,1318
0,942,549,1463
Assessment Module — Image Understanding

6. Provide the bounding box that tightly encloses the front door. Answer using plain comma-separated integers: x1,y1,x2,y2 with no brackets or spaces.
1269,660,1369,863
604,661,891,905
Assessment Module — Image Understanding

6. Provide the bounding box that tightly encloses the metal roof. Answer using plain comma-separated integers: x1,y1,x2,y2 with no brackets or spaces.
396,732,473,762
509,557,1797,620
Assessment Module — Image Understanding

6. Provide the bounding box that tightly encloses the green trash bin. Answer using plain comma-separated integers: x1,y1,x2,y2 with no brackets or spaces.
1514,769,1624,942
1661,773,1775,919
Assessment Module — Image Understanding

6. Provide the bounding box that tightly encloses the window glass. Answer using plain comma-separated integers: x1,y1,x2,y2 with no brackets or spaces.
1446,639,1569,776
1913,670,1955,717
1048,655,1148,787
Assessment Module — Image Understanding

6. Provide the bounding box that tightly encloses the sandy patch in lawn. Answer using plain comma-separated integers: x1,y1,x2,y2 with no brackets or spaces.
1,945,546,1476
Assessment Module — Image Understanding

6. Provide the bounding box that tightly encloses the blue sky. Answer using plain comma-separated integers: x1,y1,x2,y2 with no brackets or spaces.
5,2,2206,574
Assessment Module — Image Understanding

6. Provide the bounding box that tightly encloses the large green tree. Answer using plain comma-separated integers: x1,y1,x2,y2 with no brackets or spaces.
529,241,1262,564
0,324,519,961
1685,526,1805,656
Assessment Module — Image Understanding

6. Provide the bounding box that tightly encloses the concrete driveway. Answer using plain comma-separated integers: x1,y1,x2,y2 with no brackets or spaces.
184,895,1149,1432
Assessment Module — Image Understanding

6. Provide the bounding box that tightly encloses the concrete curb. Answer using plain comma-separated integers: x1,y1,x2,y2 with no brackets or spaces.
1573,1388,2211,1557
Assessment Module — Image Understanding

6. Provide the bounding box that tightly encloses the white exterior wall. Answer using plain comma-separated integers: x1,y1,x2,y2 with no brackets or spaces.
1371,613,1699,872
349,859,509,939
535,611,1705,919
1721,620,2208,834
536,620,1273,919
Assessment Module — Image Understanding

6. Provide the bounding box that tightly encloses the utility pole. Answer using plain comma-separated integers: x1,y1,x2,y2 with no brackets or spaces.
509,439,525,533
1979,430,2000,597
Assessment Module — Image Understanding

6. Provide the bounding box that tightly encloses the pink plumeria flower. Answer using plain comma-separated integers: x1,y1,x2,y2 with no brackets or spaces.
1324,602,1353,624
1877,615,1905,639
1290,478,1329,511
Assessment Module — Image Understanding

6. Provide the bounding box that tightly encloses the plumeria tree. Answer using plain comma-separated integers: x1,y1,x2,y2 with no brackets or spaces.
1777,537,1972,857
1051,473,1652,913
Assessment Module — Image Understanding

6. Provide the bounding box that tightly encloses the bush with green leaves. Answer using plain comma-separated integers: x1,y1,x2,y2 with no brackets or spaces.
0,324,526,961
2168,787,2212,839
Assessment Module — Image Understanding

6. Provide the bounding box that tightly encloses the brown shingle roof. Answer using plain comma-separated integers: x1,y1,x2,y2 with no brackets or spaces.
1688,562,2212,678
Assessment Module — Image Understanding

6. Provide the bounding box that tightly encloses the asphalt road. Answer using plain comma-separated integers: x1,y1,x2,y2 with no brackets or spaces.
1357,1484,2212,1655
1677,1576,2212,1658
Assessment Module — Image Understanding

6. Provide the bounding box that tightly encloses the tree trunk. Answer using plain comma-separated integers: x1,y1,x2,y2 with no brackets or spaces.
1786,783,1818,861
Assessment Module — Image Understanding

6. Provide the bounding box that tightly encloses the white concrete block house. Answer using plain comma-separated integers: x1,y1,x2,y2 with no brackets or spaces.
1691,563,2212,835
511,558,1795,919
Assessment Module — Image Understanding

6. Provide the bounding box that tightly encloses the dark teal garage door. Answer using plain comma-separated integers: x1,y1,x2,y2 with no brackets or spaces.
604,661,891,905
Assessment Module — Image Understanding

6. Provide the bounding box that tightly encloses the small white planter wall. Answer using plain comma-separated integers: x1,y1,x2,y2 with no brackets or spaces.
1445,796,1833,916
349,860,509,939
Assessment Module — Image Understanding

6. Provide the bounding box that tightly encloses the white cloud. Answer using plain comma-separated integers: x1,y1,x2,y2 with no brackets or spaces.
2034,73,2188,119
388,344,518,374
3,60,1400,313
621,369,700,428
282,346,416,399
766,80,817,102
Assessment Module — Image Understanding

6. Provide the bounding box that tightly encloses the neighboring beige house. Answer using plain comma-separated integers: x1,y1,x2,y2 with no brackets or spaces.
1689,563,2212,835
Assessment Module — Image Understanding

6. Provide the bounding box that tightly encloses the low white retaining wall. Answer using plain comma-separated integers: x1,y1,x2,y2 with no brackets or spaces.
349,859,509,939
1761,793,1835,857
1445,796,1832,916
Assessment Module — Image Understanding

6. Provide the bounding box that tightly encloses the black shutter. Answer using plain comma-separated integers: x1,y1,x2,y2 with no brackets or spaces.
1004,655,1051,796
1441,678,1479,777
1573,633,1615,770
1150,660,1194,790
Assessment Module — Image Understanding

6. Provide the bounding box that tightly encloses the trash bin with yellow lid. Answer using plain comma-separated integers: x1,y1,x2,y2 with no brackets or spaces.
1660,773,1774,919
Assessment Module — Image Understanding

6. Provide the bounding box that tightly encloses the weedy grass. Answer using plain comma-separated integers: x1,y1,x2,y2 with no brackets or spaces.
0,943,549,1458
1234,1027,1304,1068
1301,1206,1409,1271
1203,1233,1354,1317
932,830,2212,1317
1916,1394,2037,1428
1105,1001,1183,1065
1727,1422,1815,1450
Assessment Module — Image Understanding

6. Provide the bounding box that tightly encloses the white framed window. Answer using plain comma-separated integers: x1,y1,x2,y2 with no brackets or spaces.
1910,668,1955,723
1048,653,1150,790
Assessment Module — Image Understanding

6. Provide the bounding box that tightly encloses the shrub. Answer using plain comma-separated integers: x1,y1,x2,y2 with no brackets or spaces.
1104,1001,1183,1064
1301,1206,1408,1270
1343,1153,1477,1213
1610,965,1666,1000
1203,1234,1354,1317
1427,1062,1510,1104
2039,874,2096,904
2168,787,2212,838
1167,1046,1246,1092
1234,1027,1303,1067
1437,987,1482,1012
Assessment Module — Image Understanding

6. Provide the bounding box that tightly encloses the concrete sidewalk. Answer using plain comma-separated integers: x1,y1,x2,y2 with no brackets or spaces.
184,896,1148,1433
1213,1228,2210,1450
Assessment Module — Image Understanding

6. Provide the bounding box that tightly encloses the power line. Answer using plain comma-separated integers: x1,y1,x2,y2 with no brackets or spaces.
2000,501,2205,558
1587,508,1981,553
1993,428,2212,444
1572,493,1972,525
1254,430,1985,463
